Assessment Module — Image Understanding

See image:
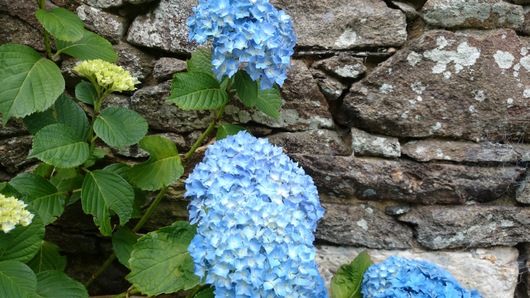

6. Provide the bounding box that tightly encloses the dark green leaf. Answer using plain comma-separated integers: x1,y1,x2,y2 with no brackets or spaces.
93,107,148,149
235,70,258,107
168,72,228,110
26,241,67,273
255,87,282,119
193,286,215,298
36,270,88,298
112,227,138,269
127,221,200,295
22,109,56,135
330,250,373,298
35,8,84,42
29,123,90,168
216,124,246,140
55,94,89,141
0,182,22,198
187,48,214,76
0,44,64,123
56,31,118,62
75,81,98,105
0,260,37,298
0,213,44,263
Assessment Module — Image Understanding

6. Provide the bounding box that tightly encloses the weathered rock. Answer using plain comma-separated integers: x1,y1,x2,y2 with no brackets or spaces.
292,154,524,203
114,42,154,82
0,14,45,51
271,0,407,49
316,245,519,298
126,0,195,54
399,205,530,249
76,4,127,44
0,0,53,30
338,29,530,142
391,1,421,20
402,139,521,162
225,59,334,131
0,136,34,173
422,0,524,30
316,202,413,249
267,129,351,156
310,69,348,101
152,57,187,82
80,0,155,9
312,54,366,80
516,169,530,204
351,127,401,158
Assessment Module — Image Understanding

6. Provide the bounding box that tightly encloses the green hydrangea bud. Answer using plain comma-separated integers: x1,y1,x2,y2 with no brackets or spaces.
0,194,34,233
73,59,140,93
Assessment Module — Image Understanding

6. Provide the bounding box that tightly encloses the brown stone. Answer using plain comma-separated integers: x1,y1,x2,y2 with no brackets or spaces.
267,129,352,156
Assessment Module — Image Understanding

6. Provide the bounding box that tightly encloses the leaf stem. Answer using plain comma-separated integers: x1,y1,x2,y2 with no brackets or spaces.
37,0,53,60
84,253,117,288
184,106,225,160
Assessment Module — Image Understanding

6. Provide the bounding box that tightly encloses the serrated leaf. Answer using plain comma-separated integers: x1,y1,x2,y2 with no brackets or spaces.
235,70,258,108
26,241,67,273
187,48,214,76
168,72,228,110
56,31,118,62
112,227,138,269
0,182,22,198
255,87,282,119
22,109,56,135
29,123,90,168
35,8,84,42
216,124,246,140
330,250,373,298
10,173,66,225
81,169,134,236
127,221,200,296
0,260,37,298
75,81,97,105
55,94,89,141
83,148,108,168
0,44,64,124
93,107,148,149
0,213,44,263
36,270,88,298
128,136,184,191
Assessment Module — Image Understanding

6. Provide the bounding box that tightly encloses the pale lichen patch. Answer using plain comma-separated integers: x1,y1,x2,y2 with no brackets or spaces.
493,51,515,70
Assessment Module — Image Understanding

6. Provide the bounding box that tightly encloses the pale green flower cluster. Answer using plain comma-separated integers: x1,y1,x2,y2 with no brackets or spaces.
0,194,34,233
73,59,140,93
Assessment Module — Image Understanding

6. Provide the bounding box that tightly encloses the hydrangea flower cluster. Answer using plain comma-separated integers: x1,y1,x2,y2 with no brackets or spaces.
73,59,139,93
186,131,327,297
362,256,483,298
187,0,297,89
0,194,34,233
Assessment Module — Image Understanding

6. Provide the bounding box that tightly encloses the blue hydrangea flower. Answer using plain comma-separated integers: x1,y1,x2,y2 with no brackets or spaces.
187,0,297,89
362,256,483,298
186,131,327,297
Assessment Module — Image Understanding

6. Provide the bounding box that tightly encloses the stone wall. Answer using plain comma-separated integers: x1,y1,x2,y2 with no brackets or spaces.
2,0,530,296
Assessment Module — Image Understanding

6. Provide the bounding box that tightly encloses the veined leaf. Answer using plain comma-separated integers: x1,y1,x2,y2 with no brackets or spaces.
29,123,89,168
75,81,97,105
0,44,64,123
10,173,66,225
26,241,67,273
55,94,90,141
93,107,148,149
112,227,138,269
128,136,184,191
0,213,44,263
235,70,258,108
0,261,37,298
168,72,228,110
127,221,200,296
255,86,282,119
216,124,246,140
35,8,84,42
36,270,88,298
187,48,214,76
330,250,373,298
56,31,118,62
81,169,134,236
22,109,56,135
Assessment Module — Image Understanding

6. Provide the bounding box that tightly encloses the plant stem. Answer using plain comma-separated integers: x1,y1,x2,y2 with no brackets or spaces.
184,106,225,160
84,253,116,288
37,0,53,60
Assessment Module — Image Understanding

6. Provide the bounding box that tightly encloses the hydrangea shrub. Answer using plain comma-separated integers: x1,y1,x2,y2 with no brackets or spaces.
186,131,328,297
0,194,34,233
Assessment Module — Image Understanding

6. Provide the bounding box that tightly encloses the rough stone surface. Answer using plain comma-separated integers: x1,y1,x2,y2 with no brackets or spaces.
293,154,524,203
338,29,530,142
267,129,351,156
126,0,195,54
80,0,155,9
0,136,34,173
0,14,45,51
114,42,154,82
271,0,407,49
0,0,54,29
399,205,530,249
76,4,127,44
310,69,348,101
316,245,519,298
351,127,401,158
312,54,366,80
516,169,530,204
152,57,187,82
402,139,521,162
422,0,524,30
316,202,414,249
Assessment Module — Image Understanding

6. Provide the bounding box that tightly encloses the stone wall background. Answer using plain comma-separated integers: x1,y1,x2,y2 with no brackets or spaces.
2,0,530,297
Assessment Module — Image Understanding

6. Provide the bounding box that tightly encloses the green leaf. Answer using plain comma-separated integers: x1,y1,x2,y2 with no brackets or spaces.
81,169,134,236
187,48,214,76
330,250,373,298
255,87,282,119
93,107,148,149
36,270,88,298
127,221,200,296
83,148,108,168
216,124,246,140
168,72,228,110
55,94,90,141
0,260,37,298
35,8,84,42
0,213,44,263
10,173,66,225
112,227,138,269
0,44,64,123
235,70,258,108
128,136,184,191
56,31,118,62
26,241,67,273
22,109,56,135
49,168,83,196
0,182,22,198
75,81,97,105
29,123,90,168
